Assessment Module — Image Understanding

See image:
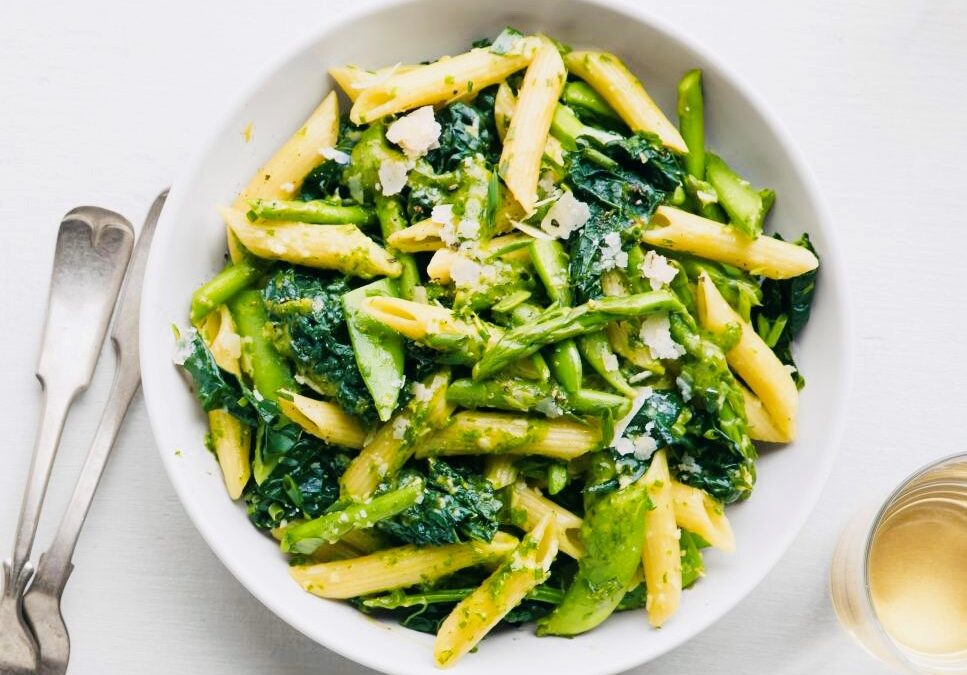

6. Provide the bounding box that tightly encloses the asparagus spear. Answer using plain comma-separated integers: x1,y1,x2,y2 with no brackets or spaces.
529,240,584,393
190,260,262,324
676,69,728,222
577,331,636,397
550,104,622,150
562,81,623,124
247,198,376,228
473,291,683,380
281,477,425,554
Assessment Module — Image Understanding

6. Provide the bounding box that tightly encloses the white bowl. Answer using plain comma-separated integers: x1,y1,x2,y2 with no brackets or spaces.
140,1,852,673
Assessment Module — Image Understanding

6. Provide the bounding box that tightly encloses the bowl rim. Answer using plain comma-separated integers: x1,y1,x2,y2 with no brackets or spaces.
140,0,854,672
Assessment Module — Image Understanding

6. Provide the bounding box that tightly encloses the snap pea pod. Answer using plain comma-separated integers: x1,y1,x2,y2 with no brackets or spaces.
537,473,651,636
228,289,296,400
190,260,262,324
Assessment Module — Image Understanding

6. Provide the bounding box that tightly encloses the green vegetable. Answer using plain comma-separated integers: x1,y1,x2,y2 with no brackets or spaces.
281,476,425,554
343,122,405,204
446,377,628,418
676,69,707,180
263,269,377,423
566,133,684,303
705,153,775,239
530,239,573,306
190,261,262,324
680,530,709,588
228,289,297,401
548,340,583,394
673,254,762,322
550,104,622,149
375,196,421,300
562,81,622,126
578,331,635,397
753,234,819,388
473,291,684,380
298,117,363,200
537,472,651,636
343,279,406,422
376,459,502,546
245,436,351,530
174,327,257,425
247,198,376,228
425,88,500,173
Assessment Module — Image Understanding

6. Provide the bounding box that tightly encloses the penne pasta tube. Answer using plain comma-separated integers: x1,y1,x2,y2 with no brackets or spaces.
207,409,251,501
340,370,455,500
493,80,516,142
233,91,339,207
740,383,792,443
221,207,402,279
291,532,519,600
643,206,819,279
484,455,519,489
415,411,601,461
696,272,798,439
564,51,686,153
670,480,736,553
642,450,682,628
434,515,558,668
499,38,566,212
387,218,445,252
350,42,538,123
329,63,418,102
511,481,584,558
201,304,243,377
278,393,367,449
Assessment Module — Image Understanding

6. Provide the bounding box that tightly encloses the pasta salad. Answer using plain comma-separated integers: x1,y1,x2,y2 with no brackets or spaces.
175,27,819,668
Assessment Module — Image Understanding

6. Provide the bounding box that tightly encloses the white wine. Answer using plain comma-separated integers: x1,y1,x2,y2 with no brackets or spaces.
868,497,967,657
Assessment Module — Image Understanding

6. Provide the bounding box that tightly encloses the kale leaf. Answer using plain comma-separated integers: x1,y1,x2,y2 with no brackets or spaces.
175,327,258,426
565,134,684,303
754,234,819,388
588,388,754,503
299,116,364,201
245,434,351,530
425,88,500,173
377,459,502,546
262,268,377,424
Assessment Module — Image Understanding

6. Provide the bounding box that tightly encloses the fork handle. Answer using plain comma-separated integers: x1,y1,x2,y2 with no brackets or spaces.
7,386,80,591
29,361,141,596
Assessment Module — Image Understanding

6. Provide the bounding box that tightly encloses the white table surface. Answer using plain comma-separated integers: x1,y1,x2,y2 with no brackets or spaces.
3,0,961,672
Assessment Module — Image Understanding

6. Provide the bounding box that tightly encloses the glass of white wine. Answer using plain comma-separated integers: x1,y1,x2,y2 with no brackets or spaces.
830,453,967,673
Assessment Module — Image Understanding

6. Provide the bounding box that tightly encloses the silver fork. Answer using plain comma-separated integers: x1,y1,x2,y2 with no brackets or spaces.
21,191,167,675
0,207,134,675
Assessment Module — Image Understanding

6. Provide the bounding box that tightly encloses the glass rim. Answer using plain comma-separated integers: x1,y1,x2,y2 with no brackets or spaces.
859,450,967,669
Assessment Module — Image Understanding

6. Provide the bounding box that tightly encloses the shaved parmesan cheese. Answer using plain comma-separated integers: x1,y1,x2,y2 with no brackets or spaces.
535,397,564,418
320,146,351,164
611,386,654,444
540,191,591,239
599,231,628,271
640,250,678,290
386,106,442,158
639,313,685,360
378,158,410,196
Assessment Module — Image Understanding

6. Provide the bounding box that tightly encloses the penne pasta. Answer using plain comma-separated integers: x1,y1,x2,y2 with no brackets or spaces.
642,449,682,628
233,91,339,207
387,218,446,252
740,383,792,443
221,207,402,279
201,304,242,376
360,296,477,342
208,409,251,500
670,480,736,552
415,411,601,461
511,481,584,558
643,206,819,279
292,532,519,599
350,42,539,123
278,393,367,449
564,51,687,153
434,515,558,668
696,272,799,439
483,455,519,489
329,63,418,102
493,80,516,142
340,370,454,500
499,38,566,212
